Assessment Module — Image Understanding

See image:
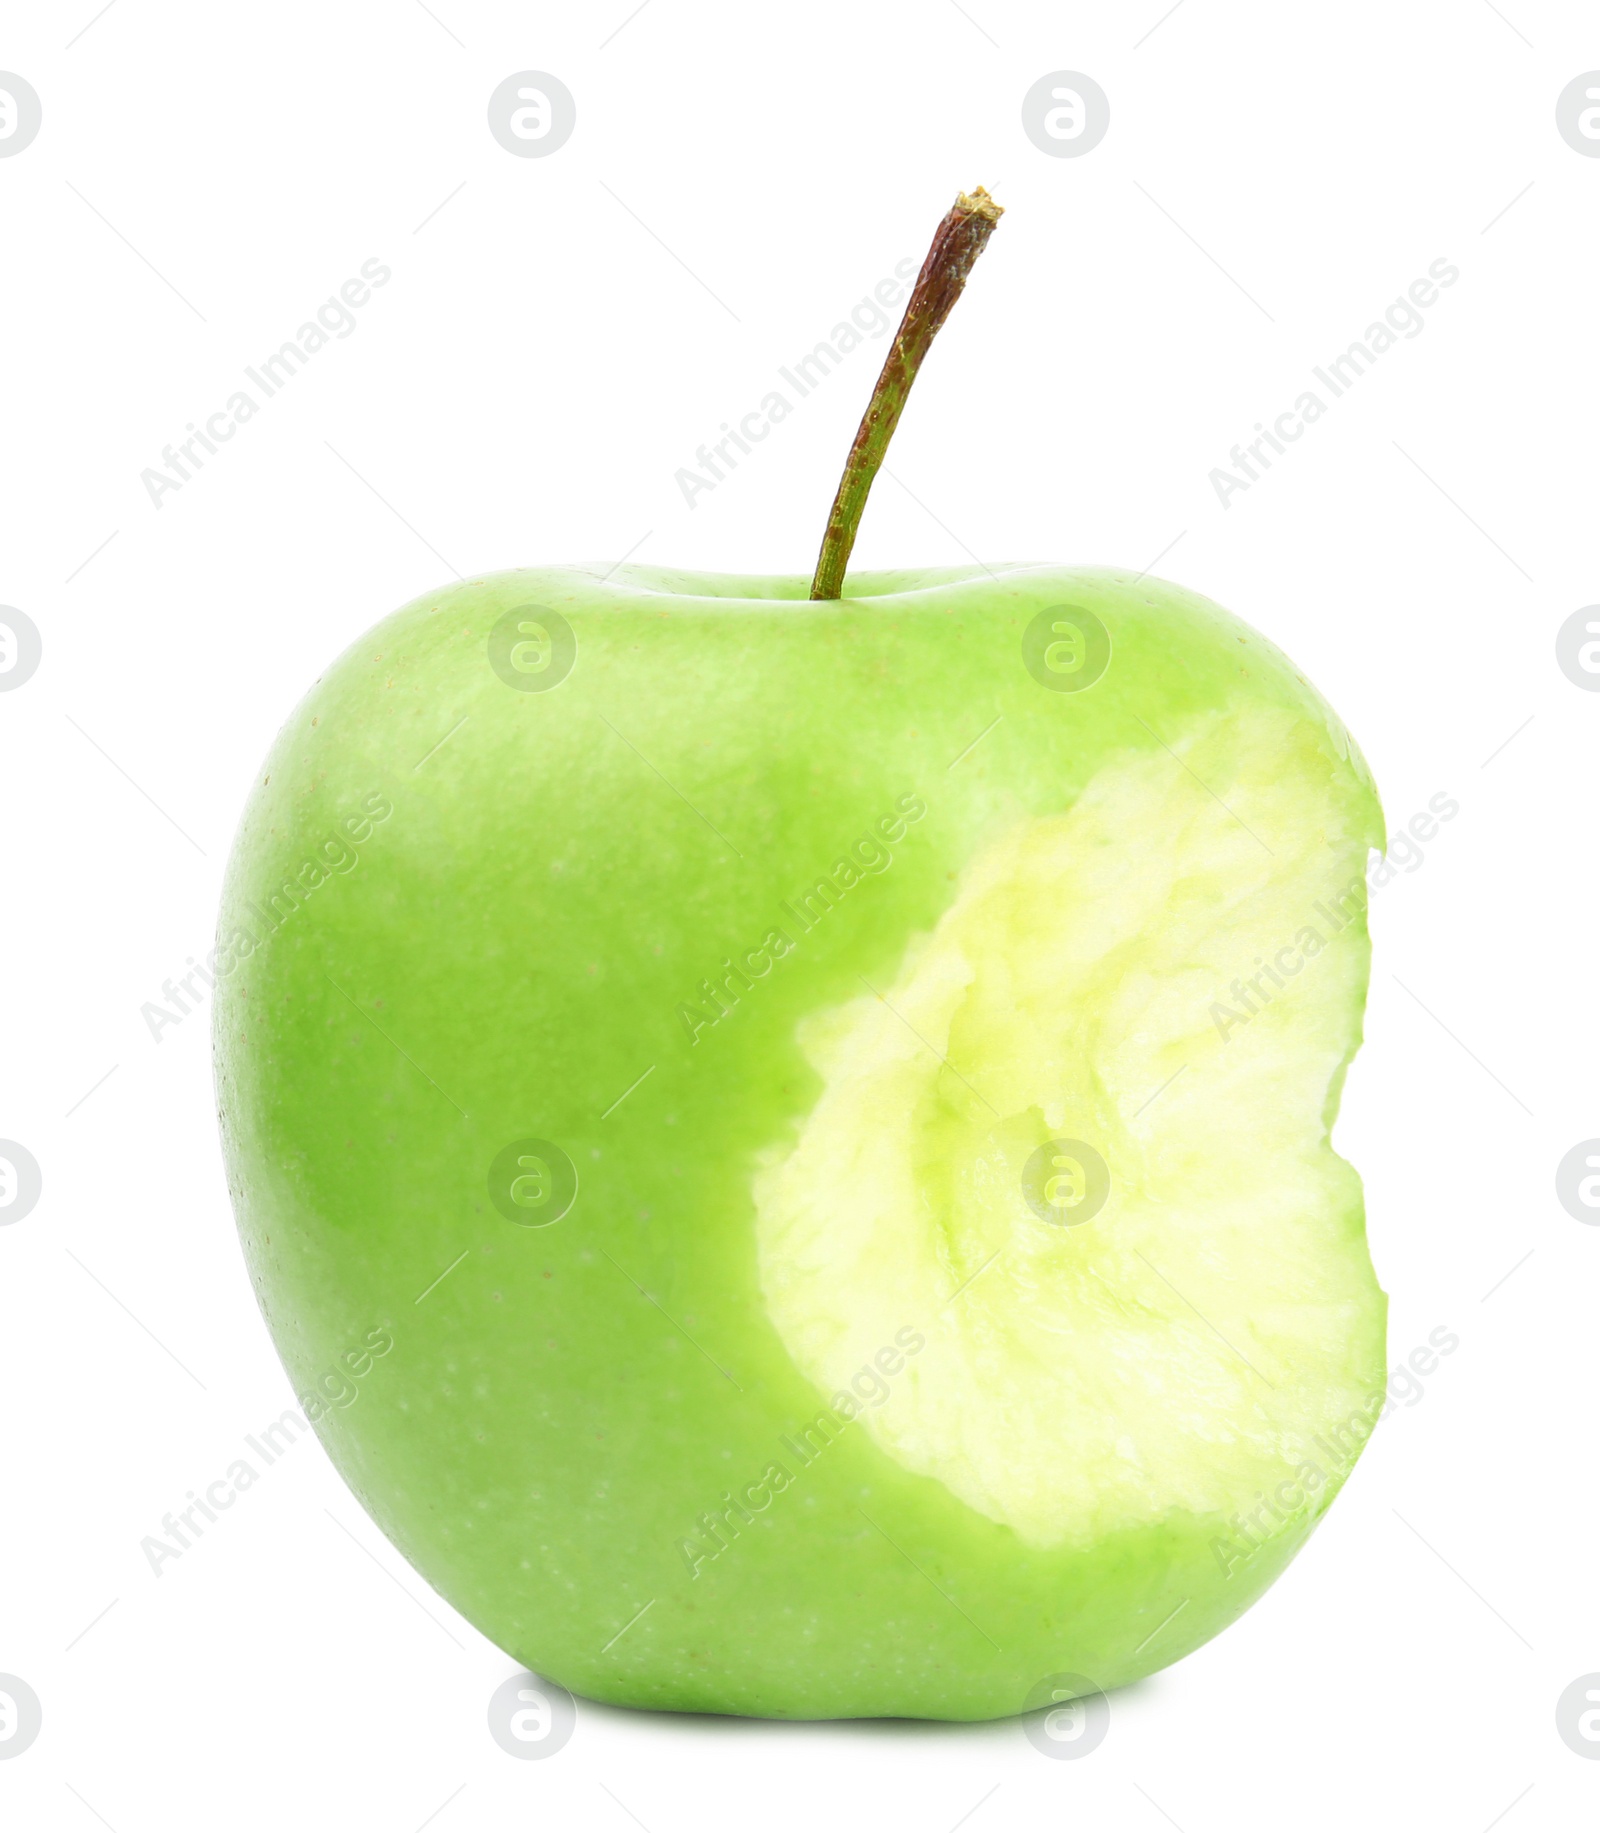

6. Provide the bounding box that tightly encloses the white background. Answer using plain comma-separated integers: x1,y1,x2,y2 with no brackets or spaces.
2,0,1595,1826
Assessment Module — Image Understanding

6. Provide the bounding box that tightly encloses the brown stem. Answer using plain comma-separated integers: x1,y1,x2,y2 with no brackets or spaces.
809,186,1003,601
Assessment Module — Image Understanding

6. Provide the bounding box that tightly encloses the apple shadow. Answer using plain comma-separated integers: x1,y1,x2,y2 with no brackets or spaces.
569,1673,1156,1743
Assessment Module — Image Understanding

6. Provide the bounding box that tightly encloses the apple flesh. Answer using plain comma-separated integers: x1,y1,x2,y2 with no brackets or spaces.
215,562,1385,1720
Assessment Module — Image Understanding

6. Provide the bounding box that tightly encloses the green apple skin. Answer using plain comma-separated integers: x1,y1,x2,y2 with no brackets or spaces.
215,563,1386,1721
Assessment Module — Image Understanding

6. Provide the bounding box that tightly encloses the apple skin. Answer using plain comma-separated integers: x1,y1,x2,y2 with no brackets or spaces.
215,563,1384,1720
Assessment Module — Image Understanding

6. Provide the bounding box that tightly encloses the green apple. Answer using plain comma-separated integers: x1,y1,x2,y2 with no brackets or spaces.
215,190,1386,1721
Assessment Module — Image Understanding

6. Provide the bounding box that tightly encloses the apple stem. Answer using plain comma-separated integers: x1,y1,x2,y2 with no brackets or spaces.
809,186,1004,601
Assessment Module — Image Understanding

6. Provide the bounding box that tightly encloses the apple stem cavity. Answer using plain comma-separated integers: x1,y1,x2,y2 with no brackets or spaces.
809,186,1004,602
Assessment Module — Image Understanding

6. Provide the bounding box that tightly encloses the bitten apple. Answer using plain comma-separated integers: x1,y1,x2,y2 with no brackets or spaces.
215,188,1386,1720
